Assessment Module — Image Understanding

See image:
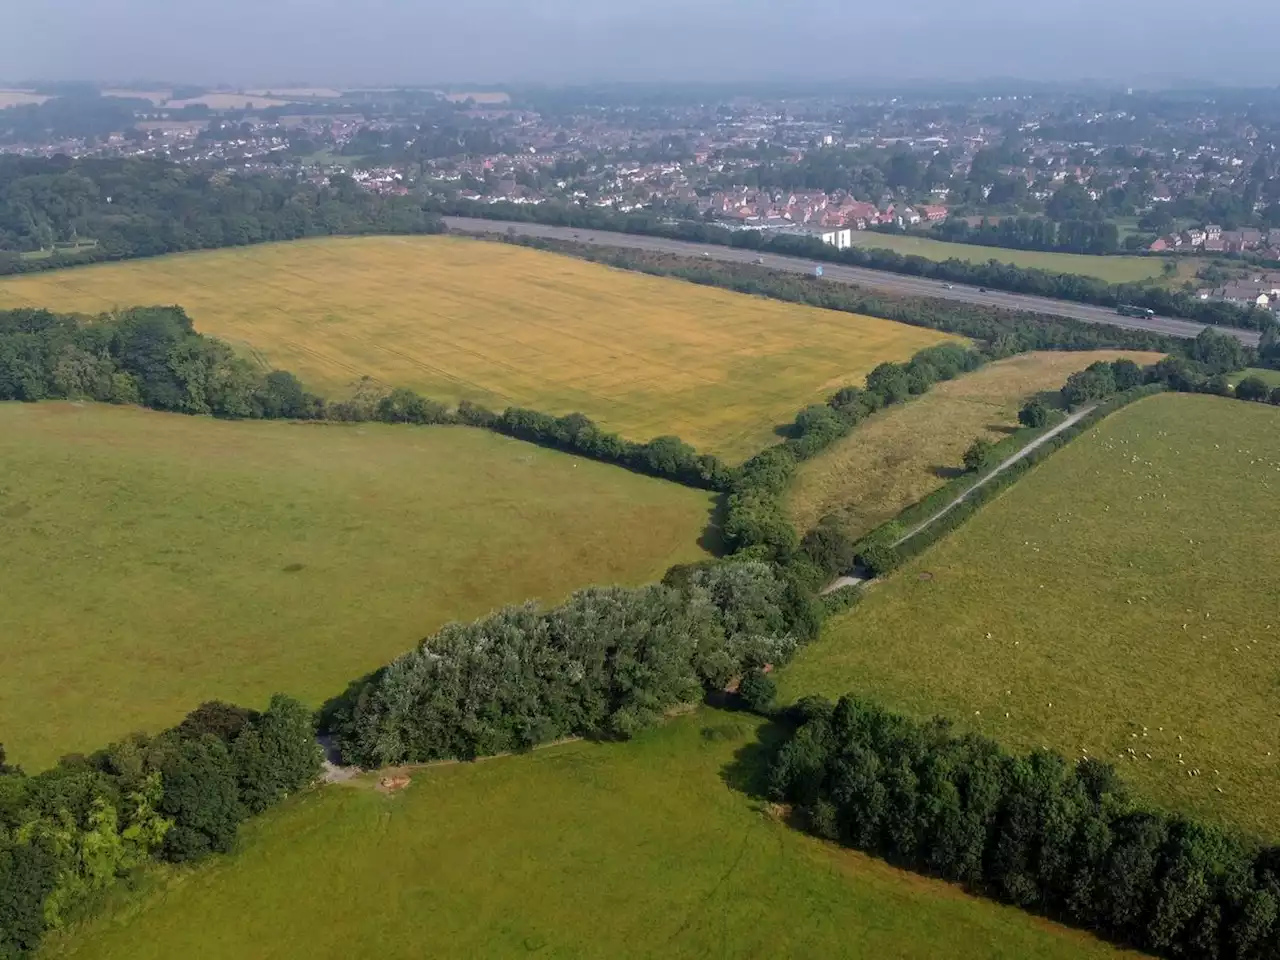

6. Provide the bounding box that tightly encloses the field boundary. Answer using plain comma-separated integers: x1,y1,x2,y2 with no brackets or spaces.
822,384,1164,594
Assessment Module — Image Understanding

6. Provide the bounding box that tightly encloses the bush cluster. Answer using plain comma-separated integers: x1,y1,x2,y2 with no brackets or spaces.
329,561,814,768
770,695,1280,959
0,697,319,958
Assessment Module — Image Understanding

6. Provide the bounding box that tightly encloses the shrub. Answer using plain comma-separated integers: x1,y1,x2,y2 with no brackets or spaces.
738,668,777,713
962,437,996,473
1017,397,1053,428
1235,376,1270,402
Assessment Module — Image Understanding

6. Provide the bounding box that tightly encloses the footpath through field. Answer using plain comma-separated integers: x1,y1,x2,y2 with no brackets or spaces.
822,405,1095,593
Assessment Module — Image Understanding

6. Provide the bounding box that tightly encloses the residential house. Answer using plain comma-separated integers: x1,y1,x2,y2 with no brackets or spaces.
782,224,853,250
1183,228,1207,247
1205,223,1223,240
919,204,949,222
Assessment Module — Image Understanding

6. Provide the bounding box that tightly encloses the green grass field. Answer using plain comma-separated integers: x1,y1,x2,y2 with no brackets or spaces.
852,232,1167,284
780,393,1280,835
788,350,1163,540
0,403,713,769
44,711,1140,960
0,236,952,461
1232,367,1280,388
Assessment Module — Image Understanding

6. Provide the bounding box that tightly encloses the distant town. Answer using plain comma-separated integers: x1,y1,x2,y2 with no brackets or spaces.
3,82,1280,311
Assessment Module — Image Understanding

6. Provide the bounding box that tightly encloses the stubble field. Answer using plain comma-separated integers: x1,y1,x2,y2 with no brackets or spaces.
780,393,1280,835
0,402,713,768
788,349,1164,540
0,235,953,461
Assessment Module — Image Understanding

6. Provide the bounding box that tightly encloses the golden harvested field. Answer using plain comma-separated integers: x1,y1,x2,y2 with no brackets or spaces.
788,350,1165,539
166,93,293,110
100,88,172,104
0,236,952,461
0,89,49,108
245,87,344,98
441,90,511,103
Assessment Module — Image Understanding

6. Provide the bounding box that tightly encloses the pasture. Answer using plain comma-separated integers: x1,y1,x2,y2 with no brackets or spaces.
1232,367,1280,388
0,402,713,768
780,393,1280,835
851,232,1167,284
0,235,952,461
788,350,1164,539
45,711,1140,960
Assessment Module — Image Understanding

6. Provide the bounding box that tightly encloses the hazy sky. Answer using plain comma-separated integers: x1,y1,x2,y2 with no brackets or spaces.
5,0,1280,88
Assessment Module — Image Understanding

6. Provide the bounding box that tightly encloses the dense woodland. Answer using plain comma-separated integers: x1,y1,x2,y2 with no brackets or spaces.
0,156,444,273
451,201,1275,330
771,695,1280,959
0,697,319,959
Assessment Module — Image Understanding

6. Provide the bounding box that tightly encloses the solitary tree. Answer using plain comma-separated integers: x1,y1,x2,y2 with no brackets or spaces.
963,438,996,473
1235,376,1271,402
1018,398,1053,429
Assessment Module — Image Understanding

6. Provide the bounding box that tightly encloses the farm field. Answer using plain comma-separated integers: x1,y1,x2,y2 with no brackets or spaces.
852,232,1167,284
44,711,1141,960
164,93,293,110
0,89,49,108
1231,367,1280,387
0,236,953,461
244,86,344,98
788,350,1164,539
0,402,713,769
780,393,1280,835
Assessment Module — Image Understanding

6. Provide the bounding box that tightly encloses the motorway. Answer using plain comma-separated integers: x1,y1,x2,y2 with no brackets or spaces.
443,216,1260,347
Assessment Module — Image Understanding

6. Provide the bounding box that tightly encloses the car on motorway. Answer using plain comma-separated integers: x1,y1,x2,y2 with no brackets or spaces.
701,251,711,259
753,256,764,264
944,283,954,289
978,287,987,292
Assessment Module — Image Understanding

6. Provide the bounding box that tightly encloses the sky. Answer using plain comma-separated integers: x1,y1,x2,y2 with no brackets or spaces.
4,0,1279,88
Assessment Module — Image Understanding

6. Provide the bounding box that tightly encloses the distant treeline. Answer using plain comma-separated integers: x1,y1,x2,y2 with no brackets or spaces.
934,215,1122,256
0,696,319,959
0,156,444,274
771,695,1280,960
444,201,1274,330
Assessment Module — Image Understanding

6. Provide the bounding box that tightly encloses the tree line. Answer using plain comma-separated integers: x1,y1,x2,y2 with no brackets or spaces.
935,215,1122,256
0,156,444,275
0,307,733,491
0,696,319,959
447,201,1274,330
722,343,986,587
328,561,817,768
770,695,1280,959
